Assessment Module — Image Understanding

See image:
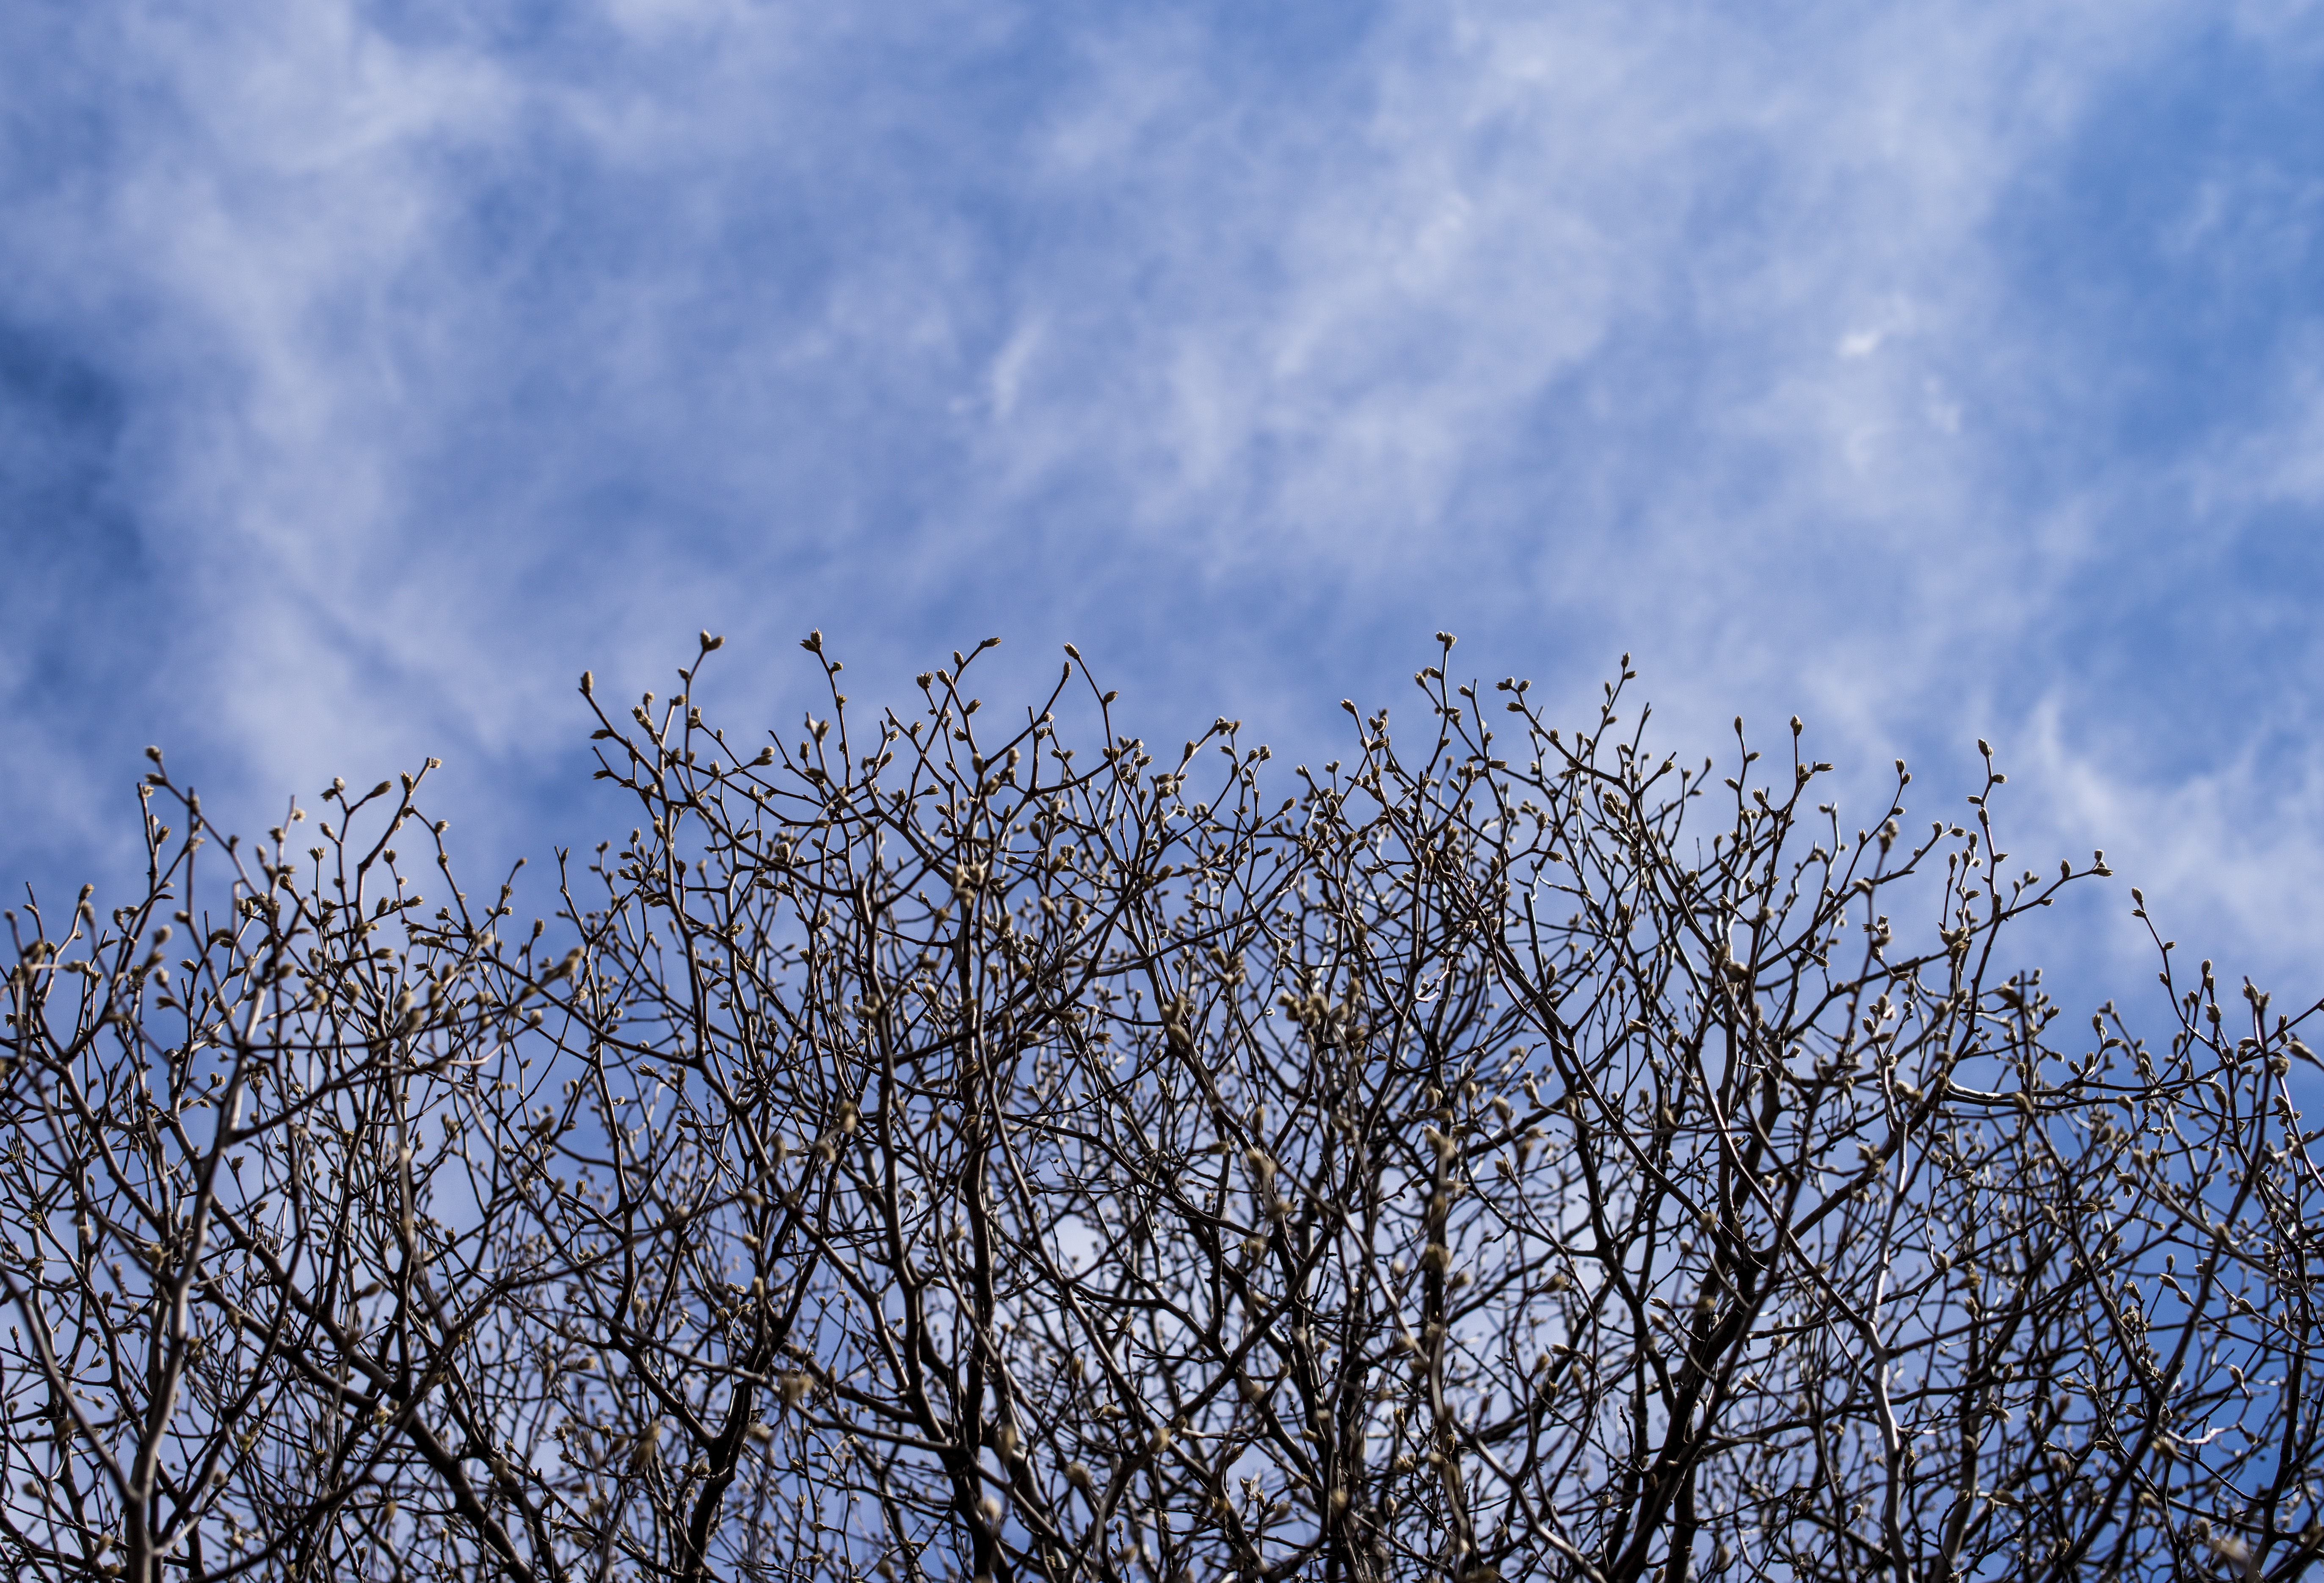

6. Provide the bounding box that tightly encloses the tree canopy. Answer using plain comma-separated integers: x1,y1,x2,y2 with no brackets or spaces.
5,634,2320,1583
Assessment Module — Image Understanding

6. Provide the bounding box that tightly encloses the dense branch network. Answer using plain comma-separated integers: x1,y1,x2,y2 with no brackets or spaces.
3,633,2321,1583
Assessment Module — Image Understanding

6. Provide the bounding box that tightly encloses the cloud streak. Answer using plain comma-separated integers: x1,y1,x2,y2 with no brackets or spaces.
4,0,2321,1010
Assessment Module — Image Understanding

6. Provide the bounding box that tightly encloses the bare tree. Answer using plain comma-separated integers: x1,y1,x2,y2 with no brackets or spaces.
4,632,2321,1583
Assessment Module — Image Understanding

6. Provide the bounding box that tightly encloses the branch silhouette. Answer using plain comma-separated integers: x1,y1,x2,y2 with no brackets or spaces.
5,635,2318,1583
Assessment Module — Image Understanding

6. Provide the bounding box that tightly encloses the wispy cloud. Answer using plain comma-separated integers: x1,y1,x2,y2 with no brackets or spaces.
4,0,2320,1008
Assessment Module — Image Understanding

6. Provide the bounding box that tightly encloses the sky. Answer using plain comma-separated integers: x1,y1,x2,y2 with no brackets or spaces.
5,0,2324,1023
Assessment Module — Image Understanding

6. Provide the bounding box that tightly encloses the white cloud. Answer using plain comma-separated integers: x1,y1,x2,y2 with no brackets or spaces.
9,0,2323,1007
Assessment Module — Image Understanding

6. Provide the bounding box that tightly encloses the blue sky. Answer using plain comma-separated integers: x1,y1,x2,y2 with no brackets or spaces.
6,0,2324,1016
